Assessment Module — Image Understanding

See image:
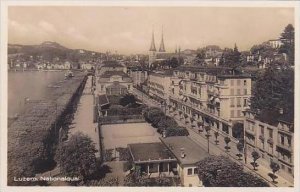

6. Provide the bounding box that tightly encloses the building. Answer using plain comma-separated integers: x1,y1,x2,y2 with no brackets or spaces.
148,71,172,104
128,142,178,178
161,136,209,187
244,109,294,182
97,60,126,76
268,39,283,49
169,66,252,140
127,67,149,87
96,60,133,95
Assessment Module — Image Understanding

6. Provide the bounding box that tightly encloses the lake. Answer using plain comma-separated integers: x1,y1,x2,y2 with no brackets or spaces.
8,71,65,117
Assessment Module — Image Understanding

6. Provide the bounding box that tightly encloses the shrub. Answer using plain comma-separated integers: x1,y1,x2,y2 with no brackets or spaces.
166,127,189,137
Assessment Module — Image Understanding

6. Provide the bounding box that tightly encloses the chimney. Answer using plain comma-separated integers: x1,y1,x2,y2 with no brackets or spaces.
180,148,185,158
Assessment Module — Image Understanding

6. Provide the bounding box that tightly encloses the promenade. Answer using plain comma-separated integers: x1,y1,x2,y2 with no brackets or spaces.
69,75,100,158
132,88,293,187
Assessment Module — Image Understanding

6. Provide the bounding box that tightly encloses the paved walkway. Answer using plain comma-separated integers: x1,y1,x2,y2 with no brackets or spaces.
69,75,100,158
132,88,293,187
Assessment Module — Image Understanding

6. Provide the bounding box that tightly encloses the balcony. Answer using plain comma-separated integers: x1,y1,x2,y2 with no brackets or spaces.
276,142,293,152
169,95,227,124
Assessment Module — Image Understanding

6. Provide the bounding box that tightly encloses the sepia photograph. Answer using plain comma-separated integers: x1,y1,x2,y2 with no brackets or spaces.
0,1,299,191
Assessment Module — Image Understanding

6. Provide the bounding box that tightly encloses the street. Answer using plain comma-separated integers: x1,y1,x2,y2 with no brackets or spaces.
132,88,293,187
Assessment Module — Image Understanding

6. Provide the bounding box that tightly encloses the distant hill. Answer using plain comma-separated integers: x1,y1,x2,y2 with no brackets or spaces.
8,41,103,62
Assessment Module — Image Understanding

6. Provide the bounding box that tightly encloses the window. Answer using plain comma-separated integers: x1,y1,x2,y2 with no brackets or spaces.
237,110,241,117
230,89,234,95
237,89,241,95
281,135,284,145
244,89,247,95
281,164,285,170
128,85,131,89
187,168,193,175
231,110,235,118
194,168,198,174
237,79,241,86
268,129,273,138
230,98,235,107
260,125,264,135
288,168,292,174
244,80,247,86
230,80,234,86
237,97,241,107
287,137,291,147
244,98,247,107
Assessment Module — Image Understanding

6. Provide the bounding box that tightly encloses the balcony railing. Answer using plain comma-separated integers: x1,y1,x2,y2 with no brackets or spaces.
276,142,292,151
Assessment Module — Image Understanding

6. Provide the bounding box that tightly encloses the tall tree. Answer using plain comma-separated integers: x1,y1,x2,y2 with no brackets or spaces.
55,132,97,182
250,65,294,119
279,24,294,65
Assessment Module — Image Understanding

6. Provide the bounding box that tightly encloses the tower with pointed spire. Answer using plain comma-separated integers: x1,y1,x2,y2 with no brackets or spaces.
149,30,157,67
159,26,165,52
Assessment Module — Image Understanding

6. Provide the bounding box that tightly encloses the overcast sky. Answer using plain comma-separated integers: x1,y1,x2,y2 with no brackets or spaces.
8,6,294,54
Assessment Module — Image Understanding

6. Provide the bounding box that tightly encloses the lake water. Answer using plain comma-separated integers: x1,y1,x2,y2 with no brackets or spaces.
8,71,65,116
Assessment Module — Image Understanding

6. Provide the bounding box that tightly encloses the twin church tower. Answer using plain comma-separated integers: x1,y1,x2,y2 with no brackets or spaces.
148,27,166,67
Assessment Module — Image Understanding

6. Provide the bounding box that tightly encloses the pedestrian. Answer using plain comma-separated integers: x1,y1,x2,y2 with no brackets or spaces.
95,127,96,132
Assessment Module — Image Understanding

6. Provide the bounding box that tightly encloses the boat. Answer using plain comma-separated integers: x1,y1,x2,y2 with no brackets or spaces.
65,70,74,79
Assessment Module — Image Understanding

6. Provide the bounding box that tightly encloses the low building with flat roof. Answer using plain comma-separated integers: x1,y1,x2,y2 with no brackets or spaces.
160,136,209,187
128,142,177,178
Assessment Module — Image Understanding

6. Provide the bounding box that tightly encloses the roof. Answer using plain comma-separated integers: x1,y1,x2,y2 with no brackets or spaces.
246,108,294,126
174,66,251,78
102,60,124,68
160,136,209,165
128,142,176,163
100,71,130,78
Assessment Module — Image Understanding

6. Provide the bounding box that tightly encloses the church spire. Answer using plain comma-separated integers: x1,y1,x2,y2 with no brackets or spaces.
149,29,156,52
159,26,166,52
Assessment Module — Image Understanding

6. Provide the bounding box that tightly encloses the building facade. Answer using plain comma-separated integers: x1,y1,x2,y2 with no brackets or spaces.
148,72,172,104
168,66,252,140
96,61,133,95
128,67,149,87
244,109,294,182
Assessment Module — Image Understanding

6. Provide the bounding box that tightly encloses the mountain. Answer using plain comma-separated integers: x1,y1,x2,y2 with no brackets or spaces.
8,41,103,62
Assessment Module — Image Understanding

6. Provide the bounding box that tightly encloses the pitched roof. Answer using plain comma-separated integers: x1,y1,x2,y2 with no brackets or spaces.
160,136,209,165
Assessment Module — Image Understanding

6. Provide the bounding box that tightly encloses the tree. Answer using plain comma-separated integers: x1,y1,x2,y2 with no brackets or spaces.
251,151,260,170
250,66,294,119
197,156,269,187
236,142,244,160
268,161,280,183
279,24,294,65
214,131,219,145
119,94,137,107
55,132,97,182
193,49,206,65
218,45,241,68
197,122,204,133
168,57,180,68
224,137,231,152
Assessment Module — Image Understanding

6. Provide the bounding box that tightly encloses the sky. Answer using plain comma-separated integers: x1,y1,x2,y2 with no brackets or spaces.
8,6,294,54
